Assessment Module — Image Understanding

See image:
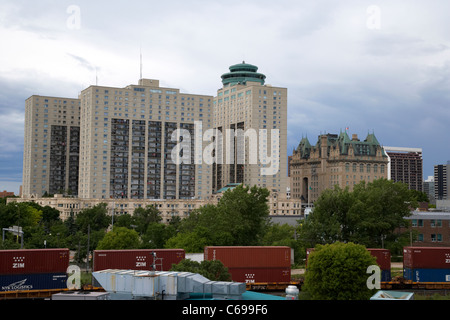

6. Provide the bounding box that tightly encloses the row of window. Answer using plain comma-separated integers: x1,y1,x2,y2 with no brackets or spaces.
411,219,450,227
345,163,385,173
416,234,445,242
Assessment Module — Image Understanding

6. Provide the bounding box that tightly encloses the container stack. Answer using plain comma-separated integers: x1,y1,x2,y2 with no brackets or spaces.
204,246,291,284
0,249,69,293
367,248,391,282
403,247,450,282
93,249,185,272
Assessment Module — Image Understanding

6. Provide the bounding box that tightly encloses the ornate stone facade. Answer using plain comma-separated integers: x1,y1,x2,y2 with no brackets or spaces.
290,131,388,204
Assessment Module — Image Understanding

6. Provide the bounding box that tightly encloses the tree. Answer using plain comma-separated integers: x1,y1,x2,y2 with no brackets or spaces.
114,213,135,229
261,223,303,265
299,179,414,248
97,227,141,250
217,185,270,245
350,179,414,247
75,203,110,233
165,227,210,253
170,259,231,281
166,185,271,250
133,205,162,235
141,223,176,249
303,242,377,300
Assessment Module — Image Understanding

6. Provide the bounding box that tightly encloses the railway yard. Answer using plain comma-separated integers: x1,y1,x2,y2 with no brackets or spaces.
1,246,450,300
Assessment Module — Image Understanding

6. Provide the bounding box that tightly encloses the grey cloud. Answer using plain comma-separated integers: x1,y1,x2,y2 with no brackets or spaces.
67,53,97,72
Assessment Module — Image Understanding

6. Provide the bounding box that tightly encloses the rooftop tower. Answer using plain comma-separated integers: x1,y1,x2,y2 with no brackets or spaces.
221,61,266,86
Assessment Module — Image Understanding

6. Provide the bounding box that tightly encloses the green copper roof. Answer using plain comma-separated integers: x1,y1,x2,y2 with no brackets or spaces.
221,61,266,86
295,132,386,159
296,137,312,159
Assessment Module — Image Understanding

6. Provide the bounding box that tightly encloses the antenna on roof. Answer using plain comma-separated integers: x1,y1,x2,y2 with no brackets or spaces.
140,46,143,80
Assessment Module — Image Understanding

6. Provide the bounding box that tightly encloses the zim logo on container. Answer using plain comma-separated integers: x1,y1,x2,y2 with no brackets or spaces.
136,256,147,267
245,274,255,283
445,253,450,264
12,256,25,269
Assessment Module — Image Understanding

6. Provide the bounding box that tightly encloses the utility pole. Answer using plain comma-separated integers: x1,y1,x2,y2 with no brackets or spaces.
86,224,90,272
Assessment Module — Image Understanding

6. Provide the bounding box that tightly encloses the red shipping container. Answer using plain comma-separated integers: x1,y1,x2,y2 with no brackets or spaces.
0,249,69,275
93,249,185,272
367,248,391,271
227,267,291,284
403,247,450,269
204,246,291,268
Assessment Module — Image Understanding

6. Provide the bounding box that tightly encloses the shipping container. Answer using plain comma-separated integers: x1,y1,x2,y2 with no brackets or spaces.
403,247,450,269
227,267,291,284
0,249,70,275
367,248,391,271
204,246,291,268
403,268,450,283
0,273,68,292
93,249,185,272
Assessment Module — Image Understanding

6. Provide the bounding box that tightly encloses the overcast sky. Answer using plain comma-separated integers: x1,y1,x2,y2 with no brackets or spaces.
1,0,450,194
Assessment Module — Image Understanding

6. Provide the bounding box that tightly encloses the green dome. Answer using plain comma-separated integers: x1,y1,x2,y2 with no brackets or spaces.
221,61,266,86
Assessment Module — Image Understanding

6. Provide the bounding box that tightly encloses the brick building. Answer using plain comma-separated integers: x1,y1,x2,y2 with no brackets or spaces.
0,190,15,198
403,211,450,247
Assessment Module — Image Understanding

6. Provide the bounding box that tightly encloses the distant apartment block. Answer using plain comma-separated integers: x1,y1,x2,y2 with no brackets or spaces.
78,79,214,200
22,96,80,198
8,188,301,222
435,162,450,200
384,146,423,192
423,176,435,204
0,190,15,198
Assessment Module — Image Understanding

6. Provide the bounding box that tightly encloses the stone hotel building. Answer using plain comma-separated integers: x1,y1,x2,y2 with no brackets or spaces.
290,131,388,204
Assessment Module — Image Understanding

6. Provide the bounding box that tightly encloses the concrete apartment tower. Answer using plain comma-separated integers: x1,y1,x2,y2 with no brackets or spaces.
383,146,423,192
212,62,288,193
435,162,450,201
22,96,81,198
22,63,288,200
77,79,214,200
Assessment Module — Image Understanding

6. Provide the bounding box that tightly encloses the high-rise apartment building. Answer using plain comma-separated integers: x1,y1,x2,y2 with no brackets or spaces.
22,96,81,198
434,162,450,200
22,62,288,201
384,146,423,192
290,131,388,204
78,79,214,200
212,62,288,193
423,176,435,204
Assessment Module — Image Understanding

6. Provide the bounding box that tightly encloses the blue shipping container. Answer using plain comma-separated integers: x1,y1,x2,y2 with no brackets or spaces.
403,268,450,282
0,273,68,292
381,270,391,282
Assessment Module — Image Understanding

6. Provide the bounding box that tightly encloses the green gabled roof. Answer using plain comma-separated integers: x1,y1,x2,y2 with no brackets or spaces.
338,131,351,154
296,136,312,159
342,132,384,156
365,132,380,145
295,131,385,159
